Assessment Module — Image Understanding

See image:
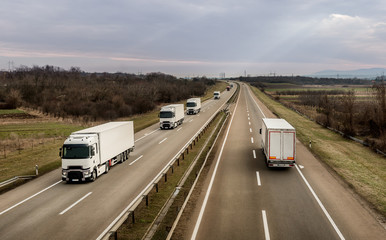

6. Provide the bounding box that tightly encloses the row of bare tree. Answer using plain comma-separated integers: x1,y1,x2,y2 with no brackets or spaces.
0,66,215,121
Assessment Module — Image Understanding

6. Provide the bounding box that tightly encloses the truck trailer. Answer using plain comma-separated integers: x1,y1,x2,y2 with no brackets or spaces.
60,121,135,182
260,118,296,167
159,104,184,129
186,98,201,115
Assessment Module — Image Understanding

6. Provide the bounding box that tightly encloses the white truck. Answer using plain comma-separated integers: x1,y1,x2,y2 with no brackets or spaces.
214,91,220,99
260,118,296,167
60,121,135,182
186,98,201,115
159,104,184,129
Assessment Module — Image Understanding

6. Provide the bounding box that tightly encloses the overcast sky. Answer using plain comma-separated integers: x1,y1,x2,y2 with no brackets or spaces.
1,0,385,77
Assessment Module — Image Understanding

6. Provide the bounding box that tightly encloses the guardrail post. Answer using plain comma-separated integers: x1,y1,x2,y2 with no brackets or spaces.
171,165,174,173
35,165,39,176
156,183,159,192
145,195,149,206
177,157,180,166
114,231,118,240
132,211,135,224
182,153,185,160
186,147,189,154
164,173,167,182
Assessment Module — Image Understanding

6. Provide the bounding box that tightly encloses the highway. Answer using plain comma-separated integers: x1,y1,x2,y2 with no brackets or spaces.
175,84,386,240
0,86,236,240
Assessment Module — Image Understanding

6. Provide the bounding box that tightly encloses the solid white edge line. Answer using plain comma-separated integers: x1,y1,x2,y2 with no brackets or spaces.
59,192,92,215
159,138,167,144
129,155,143,166
253,150,256,159
191,86,240,240
256,171,261,186
247,86,266,118
295,164,345,240
262,210,270,240
0,180,62,215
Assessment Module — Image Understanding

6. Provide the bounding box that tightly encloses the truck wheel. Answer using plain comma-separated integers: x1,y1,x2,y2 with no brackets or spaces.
105,163,109,174
90,170,97,182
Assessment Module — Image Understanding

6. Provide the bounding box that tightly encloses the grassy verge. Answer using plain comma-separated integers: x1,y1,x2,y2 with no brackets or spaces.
0,109,25,115
250,85,386,217
115,111,227,239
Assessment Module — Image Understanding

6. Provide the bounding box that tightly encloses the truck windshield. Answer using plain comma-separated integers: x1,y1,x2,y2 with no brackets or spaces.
62,145,90,159
187,102,197,107
160,111,173,118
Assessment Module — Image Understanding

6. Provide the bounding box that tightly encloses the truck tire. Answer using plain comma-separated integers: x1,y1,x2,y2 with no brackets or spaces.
90,170,97,182
105,163,109,174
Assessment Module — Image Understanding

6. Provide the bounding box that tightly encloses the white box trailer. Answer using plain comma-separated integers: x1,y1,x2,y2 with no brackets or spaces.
61,121,135,182
159,104,185,129
186,98,201,115
260,118,296,167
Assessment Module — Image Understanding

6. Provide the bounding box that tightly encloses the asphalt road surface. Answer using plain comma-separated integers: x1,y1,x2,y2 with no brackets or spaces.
0,86,236,240
178,83,385,240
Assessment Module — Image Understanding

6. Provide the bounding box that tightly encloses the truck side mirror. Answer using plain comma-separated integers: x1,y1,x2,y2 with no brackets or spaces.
259,129,262,134
91,147,95,156
59,148,62,157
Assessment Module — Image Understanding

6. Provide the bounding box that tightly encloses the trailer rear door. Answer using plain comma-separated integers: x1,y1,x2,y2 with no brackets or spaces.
269,131,281,160
283,132,295,160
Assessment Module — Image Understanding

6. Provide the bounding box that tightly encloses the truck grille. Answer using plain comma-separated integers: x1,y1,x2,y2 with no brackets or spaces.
68,171,83,179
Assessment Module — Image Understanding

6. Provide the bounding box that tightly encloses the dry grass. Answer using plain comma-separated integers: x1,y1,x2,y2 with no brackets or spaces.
250,85,386,217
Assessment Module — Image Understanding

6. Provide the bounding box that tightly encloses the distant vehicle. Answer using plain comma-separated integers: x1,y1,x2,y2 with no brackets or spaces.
226,86,230,91
214,91,220,99
186,98,201,115
60,121,135,182
260,118,296,167
159,104,184,129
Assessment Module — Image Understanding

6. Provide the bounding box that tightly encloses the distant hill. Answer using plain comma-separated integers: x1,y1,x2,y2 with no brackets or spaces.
310,68,386,79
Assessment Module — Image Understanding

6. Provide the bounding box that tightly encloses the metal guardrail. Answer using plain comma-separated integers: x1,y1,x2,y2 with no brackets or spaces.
0,165,39,188
98,86,238,240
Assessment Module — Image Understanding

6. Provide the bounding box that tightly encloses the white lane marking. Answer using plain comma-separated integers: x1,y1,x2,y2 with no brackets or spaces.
256,171,261,186
299,165,304,169
253,150,256,159
135,129,159,142
295,164,345,240
59,192,92,215
159,138,167,144
197,114,200,117
177,127,182,132
262,210,270,240
248,117,250,120
247,87,266,118
251,137,254,144
248,113,250,117
191,86,240,240
250,128,252,133
0,180,62,215
129,155,143,166
249,122,251,125
189,119,193,122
